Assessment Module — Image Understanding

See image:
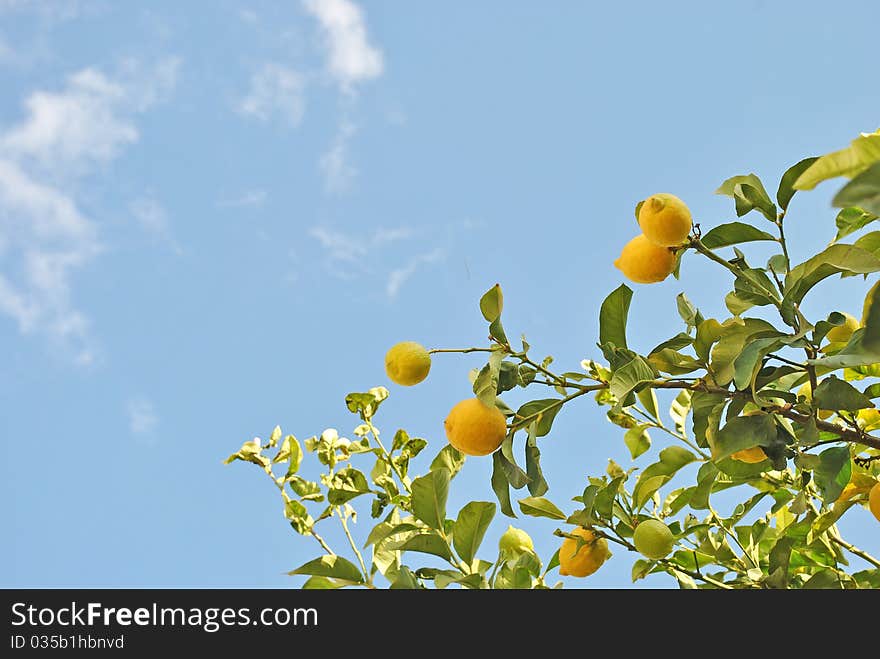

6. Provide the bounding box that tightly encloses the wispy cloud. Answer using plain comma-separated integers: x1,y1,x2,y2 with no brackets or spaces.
129,196,180,254
302,0,383,92
237,63,305,125
319,119,356,193
127,396,158,434
0,58,180,362
386,249,445,299
216,189,267,208
309,224,412,262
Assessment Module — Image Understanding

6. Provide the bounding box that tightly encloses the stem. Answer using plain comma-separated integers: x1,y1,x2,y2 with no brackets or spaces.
337,508,372,587
510,385,601,430
309,529,335,556
428,347,495,355
518,353,568,386
776,215,791,275
596,530,734,589
829,536,880,569
631,406,710,459
766,353,806,369
366,418,411,493
711,509,758,570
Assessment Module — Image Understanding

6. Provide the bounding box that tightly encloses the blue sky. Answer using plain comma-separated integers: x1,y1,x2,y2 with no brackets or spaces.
2,1,879,588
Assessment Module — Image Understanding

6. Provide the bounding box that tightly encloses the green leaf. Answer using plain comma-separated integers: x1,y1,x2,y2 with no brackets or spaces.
632,446,698,510
694,319,724,362
833,160,880,216
669,389,692,436
389,566,421,589
327,467,371,505
515,399,562,437
766,537,794,589
491,451,515,518
863,281,880,353
410,468,450,530
524,427,549,496
794,131,880,191
676,292,703,329
610,355,656,399
700,222,776,250
813,376,874,411
473,350,504,408
733,336,784,390
623,425,651,459
429,445,465,478
285,499,314,535
689,462,718,510
734,182,777,222
517,496,567,520
288,555,364,583
301,576,347,590
784,243,880,306
777,157,819,210
648,348,703,375
802,570,842,589
814,447,852,504
716,173,770,200
224,440,269,468
599,284,632,350
713,413,776,461
489,317,508,344
637,386,659,419
398,533,453,560
453,501,496,564
690,390,726,449
480,283,504,322
631,559,655,582
344,387,389,418
833,207,878,243
649,332,693,356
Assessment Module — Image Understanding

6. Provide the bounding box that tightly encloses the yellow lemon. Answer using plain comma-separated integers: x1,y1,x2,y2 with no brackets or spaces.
443,398,507,456
558,527,610,577
870,483,880,523
614,234,676,284
825,312,860,344
385,341,431,386
730,446,768,464
638,193,693,247
633,519,675,560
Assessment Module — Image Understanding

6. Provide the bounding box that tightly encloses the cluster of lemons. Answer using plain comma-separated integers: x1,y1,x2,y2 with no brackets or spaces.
383,341,685,576
615,193,692,284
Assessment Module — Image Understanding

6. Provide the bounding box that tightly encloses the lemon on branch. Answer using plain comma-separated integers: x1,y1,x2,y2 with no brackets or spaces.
614,234,676,284
638,193,692,247
443,398,507,456
633,519,675,560
558,527,610,577
385,341,431,386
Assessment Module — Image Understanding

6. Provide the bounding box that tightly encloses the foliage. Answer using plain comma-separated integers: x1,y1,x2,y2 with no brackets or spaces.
228,130,880,589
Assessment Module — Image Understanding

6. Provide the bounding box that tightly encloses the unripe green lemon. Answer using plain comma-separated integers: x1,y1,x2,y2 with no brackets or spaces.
385,341,431,386
558,527,610,577
498,526,534,554
633,519,675,560
444,398,507,456
638,193,692,247
614,234,676,284
870,482,880,523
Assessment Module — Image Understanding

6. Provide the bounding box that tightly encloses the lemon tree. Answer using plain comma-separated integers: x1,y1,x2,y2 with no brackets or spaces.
228,130,880,589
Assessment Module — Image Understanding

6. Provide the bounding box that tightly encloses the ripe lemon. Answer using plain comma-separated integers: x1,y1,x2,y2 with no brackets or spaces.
443,398,507,456
614,234,676,284
633,519,675,560
730,446,767,464
825,312,860,344
797,381,833,420
385,341,431,386
558,527,609,577
499,526,534,554
638,193,692,247
870,483,880,523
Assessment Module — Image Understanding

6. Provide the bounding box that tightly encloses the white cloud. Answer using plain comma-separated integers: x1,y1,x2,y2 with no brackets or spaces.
309,224,412,262
128,397,158,434
0,58,179,362
237,63,305,125
2,57,180,175
216,189,267,208
302,0,383,91
130,196,180,254
386,249,444,299
319,119,356,193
